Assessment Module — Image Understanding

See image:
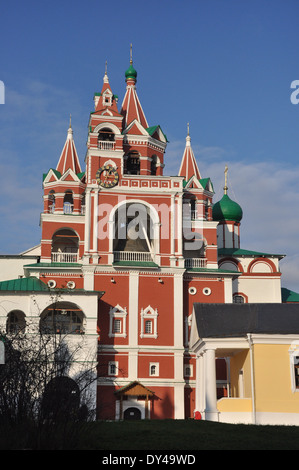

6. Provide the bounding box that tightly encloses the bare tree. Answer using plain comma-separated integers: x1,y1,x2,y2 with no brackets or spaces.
0,296,98,449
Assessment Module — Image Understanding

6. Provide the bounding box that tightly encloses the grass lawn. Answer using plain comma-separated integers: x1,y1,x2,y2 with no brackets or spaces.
2,419,299,450
78,419,299,451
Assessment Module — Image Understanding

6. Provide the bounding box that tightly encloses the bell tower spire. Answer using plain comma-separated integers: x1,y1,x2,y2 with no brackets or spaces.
120,44,148,129
56,117,82,175
178,123,201,181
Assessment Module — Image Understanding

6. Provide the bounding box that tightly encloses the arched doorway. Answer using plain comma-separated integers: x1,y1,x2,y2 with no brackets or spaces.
123,407,142,420
42,376,80,421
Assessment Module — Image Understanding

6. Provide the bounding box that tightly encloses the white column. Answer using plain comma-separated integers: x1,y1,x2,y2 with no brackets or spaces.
173,272,185,419
204,348,219,422
84,188,91,255
195,353,205,415
176,194,183,257
224,277,233,303
92,188,99,254
128,271,139,380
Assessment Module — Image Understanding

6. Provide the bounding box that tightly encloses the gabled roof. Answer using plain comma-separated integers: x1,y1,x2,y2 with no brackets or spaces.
146,125,168,143
192,303,299,341
123,119,148,137
184,176,214,192
43,168,61,182
114,381,154,396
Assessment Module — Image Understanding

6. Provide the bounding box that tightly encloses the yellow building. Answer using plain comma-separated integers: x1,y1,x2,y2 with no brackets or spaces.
190,303,299,425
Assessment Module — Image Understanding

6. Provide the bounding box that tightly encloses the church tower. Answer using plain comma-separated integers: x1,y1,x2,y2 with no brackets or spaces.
33,52,240,420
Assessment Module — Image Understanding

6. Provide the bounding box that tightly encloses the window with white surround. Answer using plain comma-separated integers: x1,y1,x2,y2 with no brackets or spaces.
140,305,158,338
108,304,127,338
108,361,118,376
149,362,159,376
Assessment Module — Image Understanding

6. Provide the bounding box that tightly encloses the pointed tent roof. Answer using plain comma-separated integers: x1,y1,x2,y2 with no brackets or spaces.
120,47,148,129
56,118,82,175
178,125,201,181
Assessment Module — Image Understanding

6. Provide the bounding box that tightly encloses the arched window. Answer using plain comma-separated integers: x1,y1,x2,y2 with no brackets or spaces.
98,127,115,150
81,192,85,215
98,127,115,142
125,151,140,175
151,155,157,175
63,190,73,214
48,190,55,213
40,302,85,335
6,310,26,334
113,202,154,258
51,228,79,263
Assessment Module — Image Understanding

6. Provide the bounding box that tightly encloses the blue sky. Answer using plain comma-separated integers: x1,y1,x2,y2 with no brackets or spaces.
0,0,299,290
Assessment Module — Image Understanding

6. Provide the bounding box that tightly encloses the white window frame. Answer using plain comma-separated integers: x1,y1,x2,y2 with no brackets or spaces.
149,362,159,377
108,304,127,338
108,361,119,376
140,305,158,338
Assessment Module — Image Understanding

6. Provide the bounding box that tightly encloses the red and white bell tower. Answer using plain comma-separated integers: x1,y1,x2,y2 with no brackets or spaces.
34,52,238,420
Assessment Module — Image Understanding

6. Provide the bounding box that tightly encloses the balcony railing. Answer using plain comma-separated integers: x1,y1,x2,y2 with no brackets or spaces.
52,252,79,263
98,140,115,150
185,258,207,268
47,204,85,215
113,251,153,263
63,203,74,214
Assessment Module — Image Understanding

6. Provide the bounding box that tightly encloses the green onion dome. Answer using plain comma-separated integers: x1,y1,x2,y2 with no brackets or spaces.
212,193,243,223
125,63,137,81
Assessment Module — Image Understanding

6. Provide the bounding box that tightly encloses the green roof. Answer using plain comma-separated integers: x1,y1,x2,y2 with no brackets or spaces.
43,168,61,181
218,248,285,259
0,276,105,296
43,169,85,181
213,193,243,222
183,176,214,192
125,63,137,80
146,125,168,142
0,277,50,292
281,287,299,302
198,177,214,192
